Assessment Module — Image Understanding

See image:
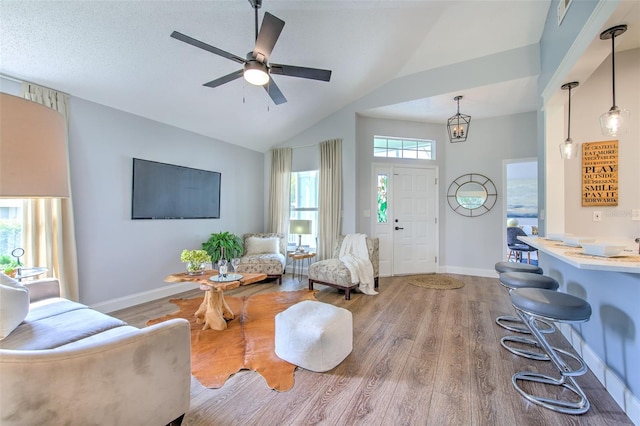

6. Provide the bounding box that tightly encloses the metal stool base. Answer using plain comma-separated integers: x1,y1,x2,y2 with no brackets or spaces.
500,336,549,360
512,372,590,415
496,315,555,334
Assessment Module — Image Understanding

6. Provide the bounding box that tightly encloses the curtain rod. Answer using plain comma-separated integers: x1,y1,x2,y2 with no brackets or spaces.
276,143,317,150
0,73,69,96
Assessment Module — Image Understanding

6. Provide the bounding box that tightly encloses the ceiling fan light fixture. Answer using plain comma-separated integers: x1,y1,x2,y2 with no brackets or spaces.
599,24,628,137
447,96,471,143
244,61,270,86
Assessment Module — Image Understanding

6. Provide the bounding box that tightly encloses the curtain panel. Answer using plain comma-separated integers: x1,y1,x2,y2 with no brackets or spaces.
20,82,79,301
318,139,342,260
268,147,292,234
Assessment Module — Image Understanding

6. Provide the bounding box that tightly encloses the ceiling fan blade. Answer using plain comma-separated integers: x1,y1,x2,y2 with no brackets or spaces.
171,31,245,65
253,12,285,61
203,69,244,88
269,64,332,82
264,77,287,105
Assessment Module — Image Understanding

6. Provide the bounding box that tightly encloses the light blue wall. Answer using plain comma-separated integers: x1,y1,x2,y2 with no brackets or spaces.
279,44,541,275
538,0,601,91
68,97,264,306
535,0,620,236
536,0,639,409
542,253,640,397
1,76,265,307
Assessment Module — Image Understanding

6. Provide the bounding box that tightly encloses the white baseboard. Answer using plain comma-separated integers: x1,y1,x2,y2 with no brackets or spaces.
90,282,196,314
441,265,497,278
558,323,640,425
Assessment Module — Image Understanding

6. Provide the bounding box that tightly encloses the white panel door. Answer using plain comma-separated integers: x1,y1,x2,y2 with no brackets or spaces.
392,167,438,275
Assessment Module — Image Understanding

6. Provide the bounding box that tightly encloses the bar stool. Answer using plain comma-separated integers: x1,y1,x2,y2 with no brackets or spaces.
494,261,543,274
497,272,558,360
510,288,592,415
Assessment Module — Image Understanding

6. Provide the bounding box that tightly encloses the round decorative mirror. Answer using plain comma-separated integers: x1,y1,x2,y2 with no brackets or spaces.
447,173,497,217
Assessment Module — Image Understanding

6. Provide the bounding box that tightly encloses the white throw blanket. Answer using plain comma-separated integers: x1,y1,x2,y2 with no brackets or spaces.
339,234,378,295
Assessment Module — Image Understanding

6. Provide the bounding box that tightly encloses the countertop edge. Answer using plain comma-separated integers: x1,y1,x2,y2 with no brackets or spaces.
520,236,640,274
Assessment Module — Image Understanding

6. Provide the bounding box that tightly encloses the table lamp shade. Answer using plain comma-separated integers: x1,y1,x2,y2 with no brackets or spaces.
0,93,69,198
290,220,312,235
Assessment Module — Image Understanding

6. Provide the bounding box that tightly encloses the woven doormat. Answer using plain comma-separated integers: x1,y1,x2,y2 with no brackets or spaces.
404,274,465,290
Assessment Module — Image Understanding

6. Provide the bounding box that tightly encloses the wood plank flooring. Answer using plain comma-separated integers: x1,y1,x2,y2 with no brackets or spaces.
110,274,632,425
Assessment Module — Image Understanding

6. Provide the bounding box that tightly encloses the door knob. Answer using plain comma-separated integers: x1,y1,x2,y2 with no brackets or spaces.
395,226,404,230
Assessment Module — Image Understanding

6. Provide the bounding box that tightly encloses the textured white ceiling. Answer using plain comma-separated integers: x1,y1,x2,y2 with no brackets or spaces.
1,1,554,152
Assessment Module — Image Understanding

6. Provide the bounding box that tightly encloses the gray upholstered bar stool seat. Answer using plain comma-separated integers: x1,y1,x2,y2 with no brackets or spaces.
494,261,543,274
510,288,592,415
497,272,559,360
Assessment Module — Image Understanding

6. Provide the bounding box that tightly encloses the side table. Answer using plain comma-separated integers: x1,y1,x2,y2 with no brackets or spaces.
287,252,316,280
14,267,48,282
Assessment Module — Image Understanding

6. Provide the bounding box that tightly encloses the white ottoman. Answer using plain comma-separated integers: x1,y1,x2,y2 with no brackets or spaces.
274,300,353,372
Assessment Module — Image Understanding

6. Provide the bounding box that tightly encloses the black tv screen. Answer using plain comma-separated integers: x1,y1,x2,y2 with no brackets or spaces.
131,158,221,219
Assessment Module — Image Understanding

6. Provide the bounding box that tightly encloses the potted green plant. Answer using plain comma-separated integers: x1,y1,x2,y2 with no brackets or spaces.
202,231,243,264
0,254,20,278
180,249,211,275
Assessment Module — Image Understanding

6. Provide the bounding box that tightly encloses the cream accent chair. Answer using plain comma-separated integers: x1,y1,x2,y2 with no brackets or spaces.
0,278,191,426
308,235,379,300
236,232,287,284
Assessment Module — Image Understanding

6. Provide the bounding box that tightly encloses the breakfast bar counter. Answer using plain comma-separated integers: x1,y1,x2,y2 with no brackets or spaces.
518,236,640,412
519,236,640,274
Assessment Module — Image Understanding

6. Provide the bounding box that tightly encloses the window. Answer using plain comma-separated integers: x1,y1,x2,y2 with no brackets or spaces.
290,171,318,249
377,174,388,223
374,136,435,159
0,200,23,267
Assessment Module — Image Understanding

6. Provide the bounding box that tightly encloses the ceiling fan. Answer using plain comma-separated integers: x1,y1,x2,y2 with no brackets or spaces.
171,0,332,105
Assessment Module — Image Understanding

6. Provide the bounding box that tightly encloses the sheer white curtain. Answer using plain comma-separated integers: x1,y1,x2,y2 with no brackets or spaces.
21,82,79,301
268,147,292,234
318,139,342,260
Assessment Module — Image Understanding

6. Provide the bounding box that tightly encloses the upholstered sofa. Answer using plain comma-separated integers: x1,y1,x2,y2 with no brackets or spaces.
0,276,191,426
236,232,287,284
308,235,379,300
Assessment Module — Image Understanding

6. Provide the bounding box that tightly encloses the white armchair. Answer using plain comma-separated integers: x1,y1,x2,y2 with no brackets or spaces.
308,235,379,300
236,232,287,284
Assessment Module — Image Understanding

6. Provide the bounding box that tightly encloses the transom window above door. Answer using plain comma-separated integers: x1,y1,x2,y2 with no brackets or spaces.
373,136,435,160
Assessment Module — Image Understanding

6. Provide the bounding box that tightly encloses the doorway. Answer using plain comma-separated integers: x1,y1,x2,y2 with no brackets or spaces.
504,159,538,262
373,165,438,276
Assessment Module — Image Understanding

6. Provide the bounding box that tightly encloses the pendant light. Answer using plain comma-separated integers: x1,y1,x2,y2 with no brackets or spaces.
447,95,471,143
559,82,579,160
599,24,628,137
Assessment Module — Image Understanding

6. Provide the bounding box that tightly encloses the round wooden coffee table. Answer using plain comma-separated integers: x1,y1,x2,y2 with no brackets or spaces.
165,270,267,331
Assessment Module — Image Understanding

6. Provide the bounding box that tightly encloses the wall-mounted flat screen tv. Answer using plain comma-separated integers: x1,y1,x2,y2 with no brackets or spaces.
131,158,221,220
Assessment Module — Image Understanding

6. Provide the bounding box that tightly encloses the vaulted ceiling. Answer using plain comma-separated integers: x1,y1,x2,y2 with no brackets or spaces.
1,1,554,152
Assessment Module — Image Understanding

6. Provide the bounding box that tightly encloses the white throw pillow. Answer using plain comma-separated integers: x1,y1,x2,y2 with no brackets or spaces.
0,272,29,340
0,271,21,288
245,237,279,255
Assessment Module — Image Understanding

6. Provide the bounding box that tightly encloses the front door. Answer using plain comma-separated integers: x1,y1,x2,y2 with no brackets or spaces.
373,165,438,276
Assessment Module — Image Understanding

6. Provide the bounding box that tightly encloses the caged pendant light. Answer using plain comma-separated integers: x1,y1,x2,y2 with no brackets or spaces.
447,95,471,143
560,82,580,160
599,24,629,137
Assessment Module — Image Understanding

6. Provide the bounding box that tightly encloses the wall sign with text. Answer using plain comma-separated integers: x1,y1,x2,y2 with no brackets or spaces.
582,140,618,206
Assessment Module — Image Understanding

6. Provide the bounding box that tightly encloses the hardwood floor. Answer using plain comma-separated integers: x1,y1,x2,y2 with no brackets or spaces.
111,274,632,425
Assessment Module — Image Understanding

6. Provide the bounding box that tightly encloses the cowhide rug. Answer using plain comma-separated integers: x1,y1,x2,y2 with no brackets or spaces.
148,289,317,391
